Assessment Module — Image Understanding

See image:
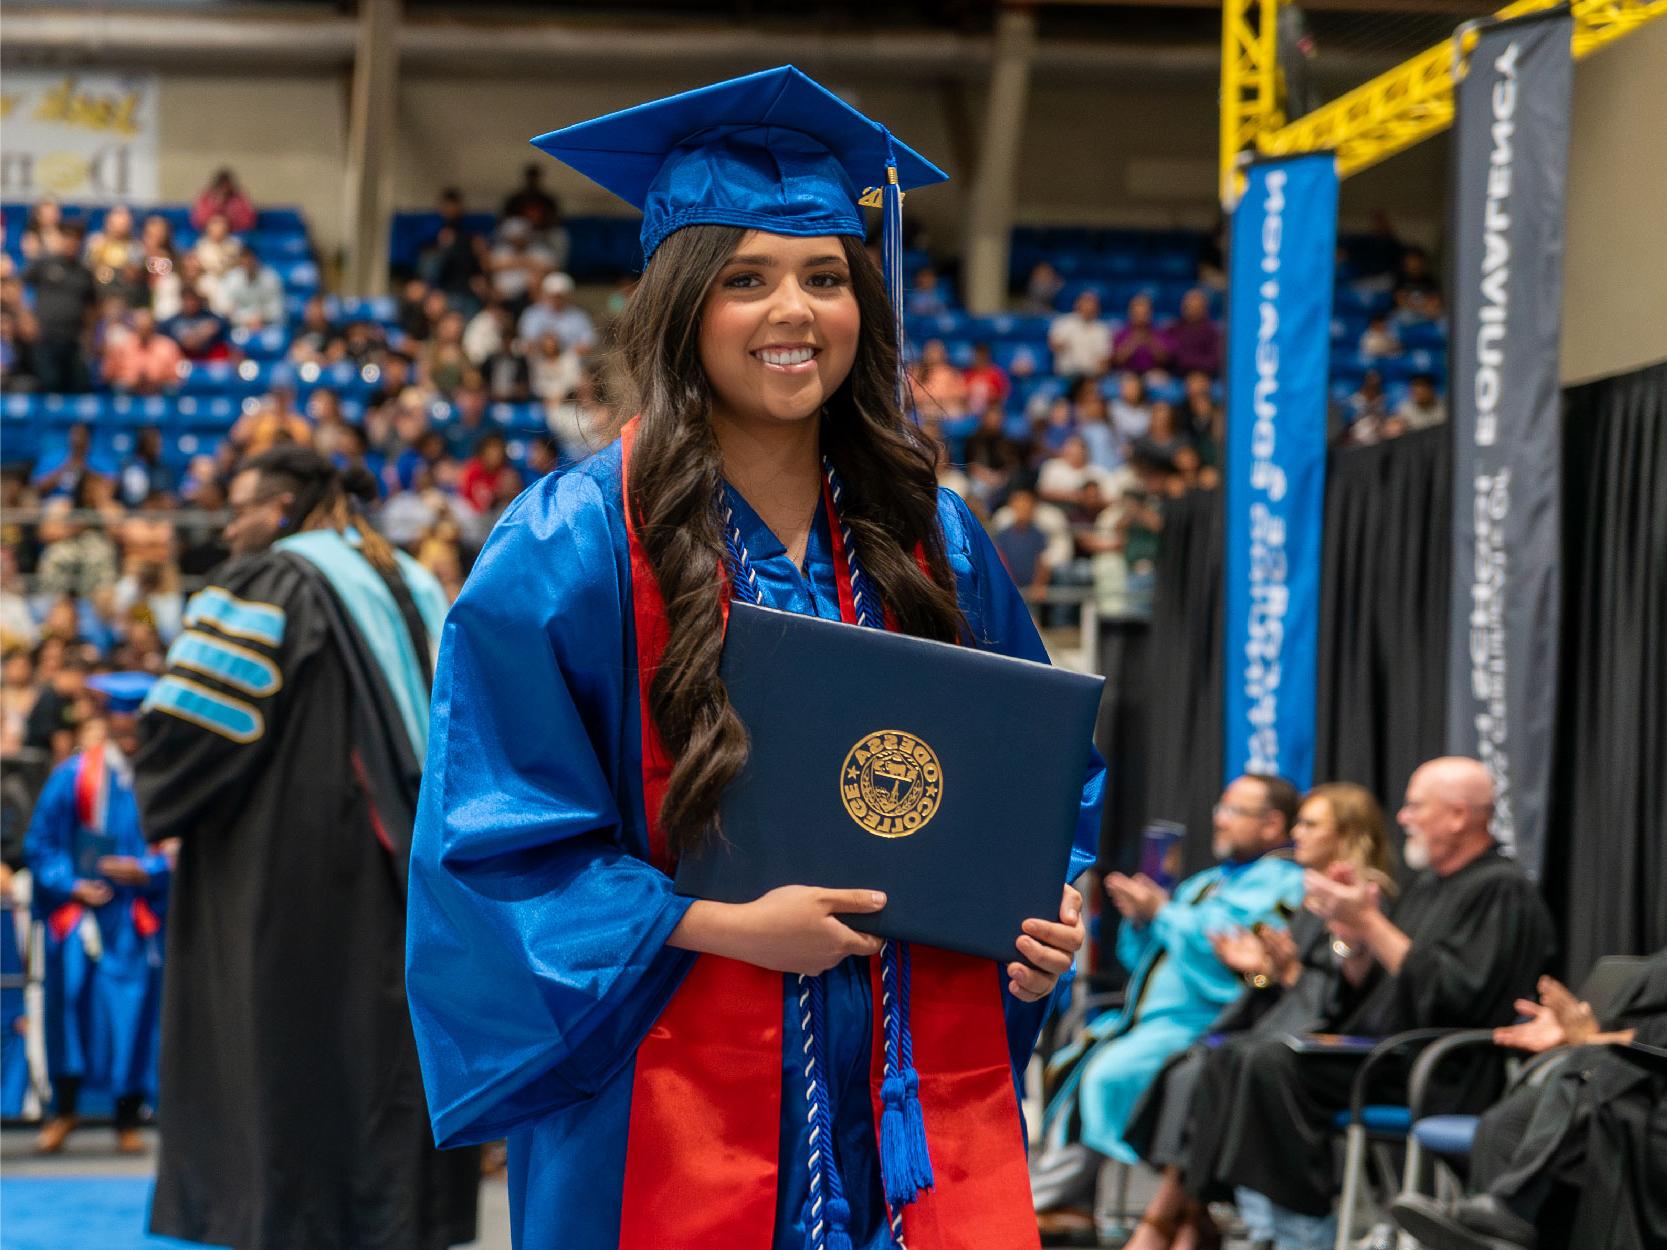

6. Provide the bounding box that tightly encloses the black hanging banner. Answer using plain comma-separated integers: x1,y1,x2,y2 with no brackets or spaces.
1446,8,1572,875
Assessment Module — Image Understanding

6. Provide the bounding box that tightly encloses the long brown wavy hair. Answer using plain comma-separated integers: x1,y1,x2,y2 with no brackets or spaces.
610,225,964,855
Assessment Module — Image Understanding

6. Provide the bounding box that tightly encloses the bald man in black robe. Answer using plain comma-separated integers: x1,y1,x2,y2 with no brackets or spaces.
1211,757,1556,1229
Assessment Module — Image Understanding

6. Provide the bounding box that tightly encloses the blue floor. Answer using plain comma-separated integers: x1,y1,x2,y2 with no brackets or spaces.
0,1177,226,1250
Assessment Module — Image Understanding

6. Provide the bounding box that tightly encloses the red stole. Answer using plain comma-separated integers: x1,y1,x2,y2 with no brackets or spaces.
49,747,159,942
616,418,1039,1250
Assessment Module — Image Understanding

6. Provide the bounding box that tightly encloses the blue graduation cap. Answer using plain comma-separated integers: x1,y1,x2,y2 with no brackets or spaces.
87,671,157,714
530,65,946,261
531,66,946,400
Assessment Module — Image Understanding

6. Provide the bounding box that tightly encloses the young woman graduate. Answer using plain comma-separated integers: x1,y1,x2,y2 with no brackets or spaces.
405,66,1106,1250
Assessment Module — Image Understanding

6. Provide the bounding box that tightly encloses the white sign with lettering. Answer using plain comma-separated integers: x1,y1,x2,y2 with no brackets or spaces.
1,72,160,204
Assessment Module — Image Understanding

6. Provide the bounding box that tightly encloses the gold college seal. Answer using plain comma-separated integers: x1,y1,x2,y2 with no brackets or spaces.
840,730,943,838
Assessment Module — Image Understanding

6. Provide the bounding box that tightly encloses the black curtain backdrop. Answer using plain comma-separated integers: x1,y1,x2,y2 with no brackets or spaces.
1549,361,1667,974
1098,490,1224,882
1102,360,1667,974
1314,427,1451,821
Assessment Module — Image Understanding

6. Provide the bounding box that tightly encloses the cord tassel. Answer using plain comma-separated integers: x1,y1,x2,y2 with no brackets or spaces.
801,972,853,1250
825,1198,854,1250
896,941,935,1194
880,135,908,415
879,939,935,1206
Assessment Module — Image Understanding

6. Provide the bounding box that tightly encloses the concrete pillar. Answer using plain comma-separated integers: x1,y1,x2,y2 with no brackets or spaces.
964,5,1037,315
342,0,401,296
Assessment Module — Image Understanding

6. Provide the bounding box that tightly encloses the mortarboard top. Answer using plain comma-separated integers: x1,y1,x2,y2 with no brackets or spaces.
87,671,157,714
529,65,948,263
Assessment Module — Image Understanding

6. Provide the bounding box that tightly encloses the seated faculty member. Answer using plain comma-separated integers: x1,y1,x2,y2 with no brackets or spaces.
1215,757,1555,1240
1031,774,1306,1236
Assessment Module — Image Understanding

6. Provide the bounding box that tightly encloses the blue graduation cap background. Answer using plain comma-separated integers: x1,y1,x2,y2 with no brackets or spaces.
88,672,157,714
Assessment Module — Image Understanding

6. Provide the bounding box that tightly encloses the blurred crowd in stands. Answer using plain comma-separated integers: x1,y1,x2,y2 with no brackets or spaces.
1,166,1450,777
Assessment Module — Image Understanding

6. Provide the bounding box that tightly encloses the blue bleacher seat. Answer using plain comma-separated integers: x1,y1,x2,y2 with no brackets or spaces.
229,325,291,361
991,342,1047,376
1146,252,1198,281
1146,377,1186,406
487,401,546,435
1335,284,1393,318
104,395,174,428
165,430,228,469
387,211,498,272
327,295,398,325
173,396,242,431
255,208,307,236
1,392,37,423
563,216,645,281
276,260,321,293
1399,321,1447,351
36,393,106,426
250,233,313,262
176,360,240,396
292,360,375,401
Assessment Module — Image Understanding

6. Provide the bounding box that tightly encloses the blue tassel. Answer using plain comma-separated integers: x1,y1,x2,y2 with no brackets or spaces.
899,1065,935,1192
825,1197,854,1250
879,1073,916,1207
878,940,936,1206
880,135,908,415
895,942,935,1193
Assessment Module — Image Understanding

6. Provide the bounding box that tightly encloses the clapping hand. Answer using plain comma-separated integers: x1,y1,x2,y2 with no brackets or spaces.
1210,927,1271,978
1104,872,1168,924
1303,861,1380,930
1259,924,1302,984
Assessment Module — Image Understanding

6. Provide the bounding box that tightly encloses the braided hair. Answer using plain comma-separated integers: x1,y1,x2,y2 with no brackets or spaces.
241,445,396,573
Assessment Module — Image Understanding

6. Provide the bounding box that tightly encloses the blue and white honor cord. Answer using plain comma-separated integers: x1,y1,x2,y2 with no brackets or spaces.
719,461,932,1250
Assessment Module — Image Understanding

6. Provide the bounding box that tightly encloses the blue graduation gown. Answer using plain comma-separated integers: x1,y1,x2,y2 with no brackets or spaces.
1043,853,1303,1163
407,440,1105,1250
1,891,28,1117
23,750,169,1106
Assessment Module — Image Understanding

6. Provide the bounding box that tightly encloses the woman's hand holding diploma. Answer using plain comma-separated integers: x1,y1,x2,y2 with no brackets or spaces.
671,885,888,975
1008,883,1086,1003
671,881,1087,998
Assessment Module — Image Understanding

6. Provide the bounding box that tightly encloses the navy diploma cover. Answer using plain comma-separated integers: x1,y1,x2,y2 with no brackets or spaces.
675,602,1104,963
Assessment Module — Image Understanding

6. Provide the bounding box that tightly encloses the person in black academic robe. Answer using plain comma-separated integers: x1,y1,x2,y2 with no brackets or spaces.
1393,949,1667,1250
1212,758,1556,1225
133,448,478,1250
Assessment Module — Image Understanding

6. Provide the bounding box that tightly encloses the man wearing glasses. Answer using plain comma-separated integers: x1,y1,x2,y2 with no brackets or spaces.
1034,773,1305,1236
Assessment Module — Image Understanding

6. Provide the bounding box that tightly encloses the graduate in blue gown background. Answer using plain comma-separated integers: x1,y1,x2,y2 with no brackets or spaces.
23,671,169,1154
406,66,1105,1250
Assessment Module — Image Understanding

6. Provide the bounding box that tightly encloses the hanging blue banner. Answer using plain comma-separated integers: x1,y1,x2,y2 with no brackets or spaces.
1222,153,1338,791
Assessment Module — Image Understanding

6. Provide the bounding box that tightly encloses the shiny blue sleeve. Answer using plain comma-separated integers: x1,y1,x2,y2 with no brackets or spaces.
936,490,1108,1081
22,762,80,910
405,470,696,1148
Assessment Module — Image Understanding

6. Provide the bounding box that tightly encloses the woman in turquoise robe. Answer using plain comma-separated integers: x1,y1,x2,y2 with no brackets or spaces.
1053,852,1306,1165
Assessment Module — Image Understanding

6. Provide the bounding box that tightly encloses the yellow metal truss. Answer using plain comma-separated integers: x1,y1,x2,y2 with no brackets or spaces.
1220,0,1285,207
1220,0,1667,199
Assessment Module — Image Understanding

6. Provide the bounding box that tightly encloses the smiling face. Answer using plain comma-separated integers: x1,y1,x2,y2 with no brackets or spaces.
698,231,860,430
